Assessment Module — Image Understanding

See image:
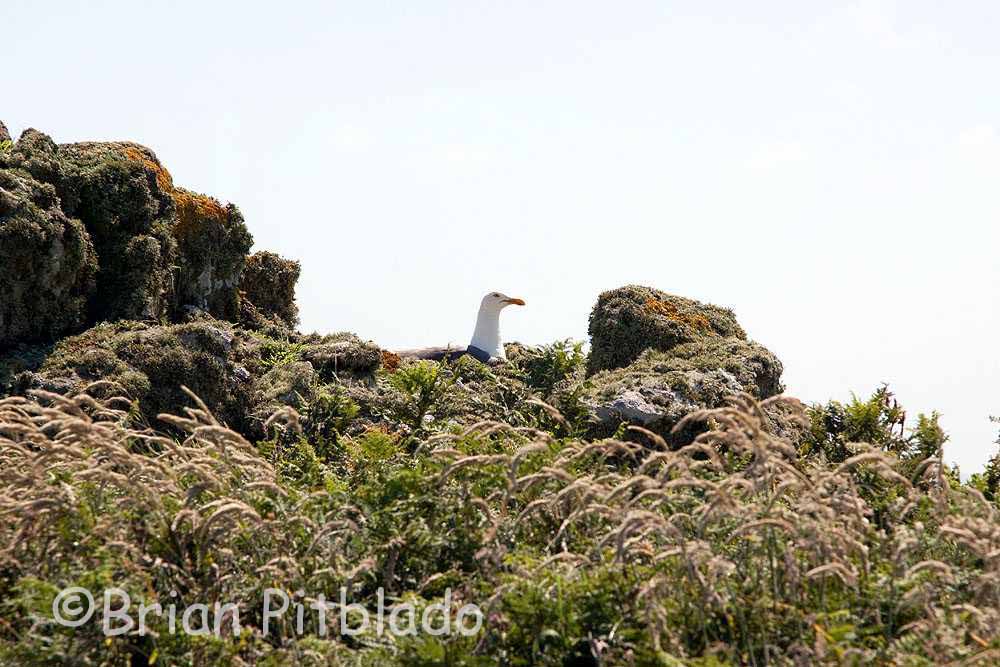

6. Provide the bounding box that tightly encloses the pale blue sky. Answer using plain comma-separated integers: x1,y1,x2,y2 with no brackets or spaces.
4,0,998,474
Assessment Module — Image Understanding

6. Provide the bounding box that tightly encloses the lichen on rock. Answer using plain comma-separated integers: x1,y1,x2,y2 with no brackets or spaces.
15,136,179,323
0,122,299,345
582,341,784,442
586,285,746,374
581,285,785,443
171,187,253,320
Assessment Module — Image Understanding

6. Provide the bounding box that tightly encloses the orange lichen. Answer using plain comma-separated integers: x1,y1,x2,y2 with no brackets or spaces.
121,145,174,192
380,350,401,373
171,189,228,234
115,146,232,234
644,297,713,332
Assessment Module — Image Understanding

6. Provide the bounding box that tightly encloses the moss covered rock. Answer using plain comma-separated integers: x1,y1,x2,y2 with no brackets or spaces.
299,332,382,378
253,360,316,413
586,285,746,374
18,319,261,431
8,134,179,322
171,188,253,320
582,286,785,443
240,251,301,327
1,125,262,334
0,167,97,346
582,337,784,441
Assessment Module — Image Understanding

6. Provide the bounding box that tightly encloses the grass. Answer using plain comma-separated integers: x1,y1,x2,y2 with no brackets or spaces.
1,383,998,666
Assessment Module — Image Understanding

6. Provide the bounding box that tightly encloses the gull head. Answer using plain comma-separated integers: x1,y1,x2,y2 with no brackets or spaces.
479,291,526,314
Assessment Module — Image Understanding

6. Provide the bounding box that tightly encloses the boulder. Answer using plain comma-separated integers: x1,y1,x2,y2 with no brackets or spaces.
9,135,179,322
582,286,785,443
587,285,745,374
2,126,260,331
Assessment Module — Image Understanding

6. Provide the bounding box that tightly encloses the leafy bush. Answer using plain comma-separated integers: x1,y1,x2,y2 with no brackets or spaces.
384,360,457,441
512,339,586,399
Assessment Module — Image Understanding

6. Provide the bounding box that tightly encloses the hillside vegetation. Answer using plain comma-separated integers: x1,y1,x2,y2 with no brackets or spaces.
2,123,1000,666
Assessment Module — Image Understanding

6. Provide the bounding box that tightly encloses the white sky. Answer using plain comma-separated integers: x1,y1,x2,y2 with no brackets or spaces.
3,0,998,475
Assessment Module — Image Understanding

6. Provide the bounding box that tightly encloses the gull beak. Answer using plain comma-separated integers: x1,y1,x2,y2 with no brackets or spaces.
503,297,526,306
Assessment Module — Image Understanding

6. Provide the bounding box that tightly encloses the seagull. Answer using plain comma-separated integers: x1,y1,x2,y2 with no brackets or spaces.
396,291,526,363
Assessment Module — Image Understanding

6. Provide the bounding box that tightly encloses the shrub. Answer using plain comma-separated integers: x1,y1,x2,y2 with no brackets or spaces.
511,338,586,399
385,360,457,441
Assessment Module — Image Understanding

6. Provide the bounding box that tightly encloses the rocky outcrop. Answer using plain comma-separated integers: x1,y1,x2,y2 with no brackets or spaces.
587,285,746,374
582,286,785,443
12,136,180,322
13,320,259,431
0,123,297,347
171,188,253,321
2,122,797,452
0,167,97,346
9,319,386,437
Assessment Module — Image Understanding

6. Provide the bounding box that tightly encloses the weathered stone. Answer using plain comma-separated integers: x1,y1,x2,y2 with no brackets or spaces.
171,187,252,320
587,285,745,374
582,286,784,443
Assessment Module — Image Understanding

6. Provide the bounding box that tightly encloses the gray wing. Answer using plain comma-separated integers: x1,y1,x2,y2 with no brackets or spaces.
395,346,472,362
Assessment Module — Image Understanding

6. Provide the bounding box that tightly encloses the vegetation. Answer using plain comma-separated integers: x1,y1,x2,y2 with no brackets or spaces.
2,386,999,666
